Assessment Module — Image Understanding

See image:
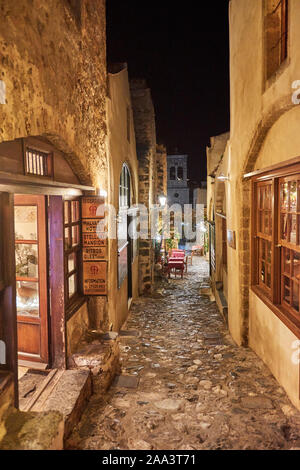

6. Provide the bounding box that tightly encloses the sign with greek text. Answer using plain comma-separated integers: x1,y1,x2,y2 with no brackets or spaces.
83,261,107,295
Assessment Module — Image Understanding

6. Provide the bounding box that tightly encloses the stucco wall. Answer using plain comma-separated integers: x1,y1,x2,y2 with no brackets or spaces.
249,291,300,410
255,106,300,168
106,65,139,331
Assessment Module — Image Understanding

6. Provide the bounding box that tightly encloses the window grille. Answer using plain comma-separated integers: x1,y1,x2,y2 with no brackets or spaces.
25,148,51,177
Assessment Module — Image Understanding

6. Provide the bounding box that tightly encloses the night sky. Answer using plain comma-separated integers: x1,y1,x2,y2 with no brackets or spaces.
106,1,230,184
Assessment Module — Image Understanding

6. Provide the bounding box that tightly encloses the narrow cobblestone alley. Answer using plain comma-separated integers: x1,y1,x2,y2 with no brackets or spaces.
67,258,300,451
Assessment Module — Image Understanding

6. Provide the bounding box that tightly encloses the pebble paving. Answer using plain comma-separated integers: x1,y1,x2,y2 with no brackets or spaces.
67,257,300,450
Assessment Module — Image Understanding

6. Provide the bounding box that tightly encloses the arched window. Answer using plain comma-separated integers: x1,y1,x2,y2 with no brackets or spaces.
119,163,130,209
177,167,183,180
170,167,176,180
118,164,131,289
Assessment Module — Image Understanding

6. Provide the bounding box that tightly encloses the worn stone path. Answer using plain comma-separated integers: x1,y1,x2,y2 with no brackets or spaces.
67,257,300,450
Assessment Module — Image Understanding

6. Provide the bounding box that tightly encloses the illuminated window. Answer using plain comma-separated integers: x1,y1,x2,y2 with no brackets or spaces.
252,166,300,332
25,148,52,177
118,164,131,288
279,177,300,314
64,199,81,303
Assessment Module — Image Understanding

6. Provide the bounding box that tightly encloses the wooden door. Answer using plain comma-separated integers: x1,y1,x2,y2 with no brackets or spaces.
14,195,49,365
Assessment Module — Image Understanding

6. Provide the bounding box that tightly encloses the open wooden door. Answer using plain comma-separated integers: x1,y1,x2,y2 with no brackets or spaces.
14,195,49,366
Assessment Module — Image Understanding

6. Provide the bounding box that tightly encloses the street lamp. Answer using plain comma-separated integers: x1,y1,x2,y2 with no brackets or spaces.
159,194,167,207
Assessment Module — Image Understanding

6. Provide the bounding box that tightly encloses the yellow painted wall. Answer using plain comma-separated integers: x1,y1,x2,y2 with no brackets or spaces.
256,106,300,168
106,65,139,331
249,291,300,410
224,0,300,406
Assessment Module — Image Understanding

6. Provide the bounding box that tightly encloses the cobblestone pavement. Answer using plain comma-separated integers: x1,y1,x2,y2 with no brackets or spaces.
67,257,300,450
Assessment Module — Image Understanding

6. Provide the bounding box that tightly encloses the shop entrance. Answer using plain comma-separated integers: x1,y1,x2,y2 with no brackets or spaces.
14,195,49,367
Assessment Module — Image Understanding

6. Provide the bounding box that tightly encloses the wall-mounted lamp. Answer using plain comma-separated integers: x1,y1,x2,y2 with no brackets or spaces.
99,189,107,198
158,194,167,207
217,173,229,182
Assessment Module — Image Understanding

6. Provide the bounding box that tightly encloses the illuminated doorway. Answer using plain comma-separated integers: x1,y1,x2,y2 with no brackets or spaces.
14,195,49,367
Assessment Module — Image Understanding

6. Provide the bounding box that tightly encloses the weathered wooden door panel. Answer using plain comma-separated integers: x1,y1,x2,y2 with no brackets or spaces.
14,195,49,364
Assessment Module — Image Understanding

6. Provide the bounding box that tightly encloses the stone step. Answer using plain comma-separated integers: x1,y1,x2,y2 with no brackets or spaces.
68,330,120,394
19,369,59,412
41,369,92,441
1,369,92,449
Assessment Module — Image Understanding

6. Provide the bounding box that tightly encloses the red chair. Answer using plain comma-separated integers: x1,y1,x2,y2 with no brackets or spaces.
169,249,187,272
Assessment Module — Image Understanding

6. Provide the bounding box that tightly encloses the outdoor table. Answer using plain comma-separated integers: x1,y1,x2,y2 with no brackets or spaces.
167,260,185,279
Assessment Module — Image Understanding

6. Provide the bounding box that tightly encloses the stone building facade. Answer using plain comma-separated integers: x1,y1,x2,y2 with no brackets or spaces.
130,79,159,294
207,0,300,410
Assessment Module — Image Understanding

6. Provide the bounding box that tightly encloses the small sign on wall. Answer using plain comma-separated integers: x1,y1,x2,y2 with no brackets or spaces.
227,230,236,250
81,196,105,219
82,232,107,247
83,246,107,261
82,218,108,234
83,261,107,295
81,196,108,296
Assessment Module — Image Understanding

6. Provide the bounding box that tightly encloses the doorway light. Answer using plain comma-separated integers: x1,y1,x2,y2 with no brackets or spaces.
99,189,107,198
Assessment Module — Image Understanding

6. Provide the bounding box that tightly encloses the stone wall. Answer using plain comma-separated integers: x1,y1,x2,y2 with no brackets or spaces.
156,144,167,197
130,79,157,294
